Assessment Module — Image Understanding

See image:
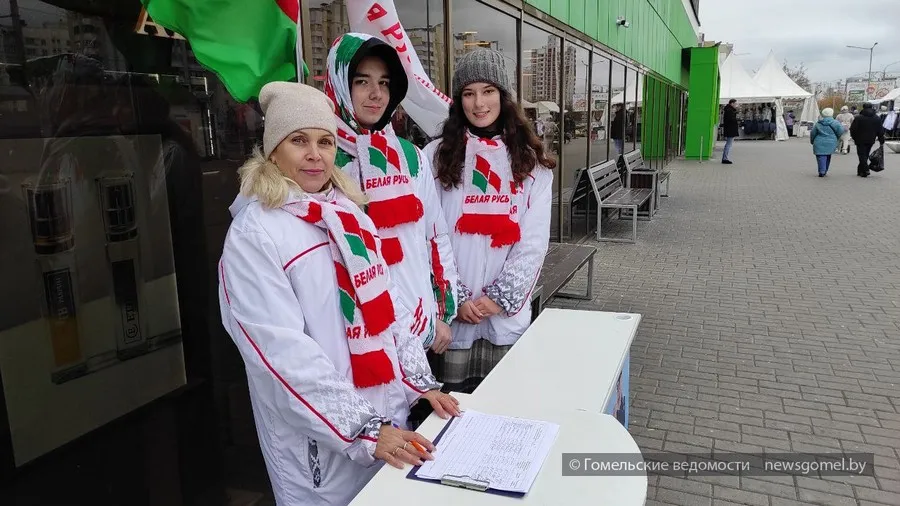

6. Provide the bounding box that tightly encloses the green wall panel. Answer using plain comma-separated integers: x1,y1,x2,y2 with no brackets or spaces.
568,0,584,32
550,0,568,22
684,46,720,160
584,0,598,40
524,0,699,88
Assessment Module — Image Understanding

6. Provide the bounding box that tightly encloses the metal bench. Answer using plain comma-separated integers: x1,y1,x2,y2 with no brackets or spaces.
589,160,653,243
530,242,596,321
552,167,592,240
622,151,670,218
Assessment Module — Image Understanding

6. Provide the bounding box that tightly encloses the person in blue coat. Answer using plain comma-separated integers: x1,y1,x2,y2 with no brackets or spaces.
810,108,844,177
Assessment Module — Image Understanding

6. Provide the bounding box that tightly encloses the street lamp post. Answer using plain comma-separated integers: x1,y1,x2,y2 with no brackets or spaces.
847,42,878,100
882,60,900,80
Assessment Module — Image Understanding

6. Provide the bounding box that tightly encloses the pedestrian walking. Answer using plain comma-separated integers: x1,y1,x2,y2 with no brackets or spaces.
835,106,855,154
722,99,739,164
850,103,885,177
809,108,844,177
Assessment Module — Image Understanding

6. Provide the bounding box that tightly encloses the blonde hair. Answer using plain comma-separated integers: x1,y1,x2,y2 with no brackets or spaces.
238,145,367,209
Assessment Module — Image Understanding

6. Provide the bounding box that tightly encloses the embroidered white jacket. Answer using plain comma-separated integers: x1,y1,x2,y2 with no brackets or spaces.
342,142,460,348
218,189,440,505
423,140,553,349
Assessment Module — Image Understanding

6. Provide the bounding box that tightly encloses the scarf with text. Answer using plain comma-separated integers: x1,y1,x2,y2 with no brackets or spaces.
283,193,396,388
456,131,521,247
325,33,423,266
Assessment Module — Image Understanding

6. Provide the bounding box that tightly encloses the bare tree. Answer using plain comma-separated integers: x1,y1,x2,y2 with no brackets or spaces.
783,60,812,92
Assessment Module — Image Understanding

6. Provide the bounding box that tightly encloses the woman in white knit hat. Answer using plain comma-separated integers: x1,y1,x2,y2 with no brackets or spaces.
810,107,844,177
218,81,458,505
423,49,555,392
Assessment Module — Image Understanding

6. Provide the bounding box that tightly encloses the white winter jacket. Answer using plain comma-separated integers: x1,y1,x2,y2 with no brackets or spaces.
218,188,441,505
342,144,460,348
422,140,553,349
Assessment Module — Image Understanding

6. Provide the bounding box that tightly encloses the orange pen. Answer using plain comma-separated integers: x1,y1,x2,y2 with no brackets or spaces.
410,440,429,454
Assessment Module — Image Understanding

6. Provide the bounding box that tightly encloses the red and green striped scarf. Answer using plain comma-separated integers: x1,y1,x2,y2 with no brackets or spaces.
457,131,521,247
283,195,396,389
325,33,423,265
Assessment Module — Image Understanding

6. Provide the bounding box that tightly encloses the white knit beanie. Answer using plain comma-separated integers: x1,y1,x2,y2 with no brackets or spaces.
822,108,834,117
259,81,337,158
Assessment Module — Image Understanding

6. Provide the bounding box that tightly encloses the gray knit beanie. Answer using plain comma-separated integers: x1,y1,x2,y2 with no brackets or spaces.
452,48,511,98
259,81,336,158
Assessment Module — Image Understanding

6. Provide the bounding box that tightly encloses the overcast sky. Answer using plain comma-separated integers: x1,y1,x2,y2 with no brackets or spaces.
700,0,900,84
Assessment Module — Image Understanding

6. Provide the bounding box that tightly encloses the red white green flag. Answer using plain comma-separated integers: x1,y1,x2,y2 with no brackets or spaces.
141,0,308,102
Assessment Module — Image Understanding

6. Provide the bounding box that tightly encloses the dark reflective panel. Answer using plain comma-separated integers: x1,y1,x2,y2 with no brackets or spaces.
0,1,249,503
589,53,611,166
610,62,626,158
560,41,588,241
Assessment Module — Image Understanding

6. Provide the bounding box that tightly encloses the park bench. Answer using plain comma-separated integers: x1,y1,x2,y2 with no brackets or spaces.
622,150,670,218
589,159,653,243
552,167,593,240
530,242,596,320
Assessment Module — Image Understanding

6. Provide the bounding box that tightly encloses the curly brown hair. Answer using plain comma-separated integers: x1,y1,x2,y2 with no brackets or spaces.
434,89,556,189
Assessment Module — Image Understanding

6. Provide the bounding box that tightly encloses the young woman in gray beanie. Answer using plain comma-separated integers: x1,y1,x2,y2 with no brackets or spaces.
423,48,556,393
218,81,458,505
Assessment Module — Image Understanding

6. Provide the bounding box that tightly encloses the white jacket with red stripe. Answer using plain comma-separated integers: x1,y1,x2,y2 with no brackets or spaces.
218,189,440,505
422,140,553,349
341,140,460,349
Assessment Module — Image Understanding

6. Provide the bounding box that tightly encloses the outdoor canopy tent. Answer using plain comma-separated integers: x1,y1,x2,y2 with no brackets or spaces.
799,96,821,123
718,53,775,103
610,77,644,106
751,50,813,100
869,88,900,104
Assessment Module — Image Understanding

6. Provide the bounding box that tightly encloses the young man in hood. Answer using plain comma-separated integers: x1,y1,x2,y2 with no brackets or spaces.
849,103,885,177
324,33,461,356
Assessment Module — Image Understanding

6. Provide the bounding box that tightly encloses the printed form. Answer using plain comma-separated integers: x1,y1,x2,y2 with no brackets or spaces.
414,410,560,493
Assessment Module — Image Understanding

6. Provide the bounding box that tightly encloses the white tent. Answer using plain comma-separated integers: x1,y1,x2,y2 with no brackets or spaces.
719,54,775,103
799,96,820,123
752,51,813,99
869,88,900,104
774,98,789,141
610,76,644,106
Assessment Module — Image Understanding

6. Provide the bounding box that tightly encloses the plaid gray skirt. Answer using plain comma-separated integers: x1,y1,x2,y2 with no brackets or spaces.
429,339,512,394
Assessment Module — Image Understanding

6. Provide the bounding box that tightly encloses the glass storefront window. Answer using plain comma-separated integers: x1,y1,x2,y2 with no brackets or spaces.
452,1,518,98
590,54,611,166
624,67,637,153
307,0,350,91
610,62,626,158
561,41,589,239
634,72,643,154
1,1,226,500
395,0,445,147
521,22,561,239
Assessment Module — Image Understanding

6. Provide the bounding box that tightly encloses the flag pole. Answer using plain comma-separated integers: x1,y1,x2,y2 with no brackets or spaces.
296,0,304,83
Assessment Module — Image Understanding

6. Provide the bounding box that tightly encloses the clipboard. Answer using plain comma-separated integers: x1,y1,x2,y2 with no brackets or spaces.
404,416,526,497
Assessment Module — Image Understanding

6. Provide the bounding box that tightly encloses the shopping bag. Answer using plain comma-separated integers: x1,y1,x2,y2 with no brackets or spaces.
868,145,885,172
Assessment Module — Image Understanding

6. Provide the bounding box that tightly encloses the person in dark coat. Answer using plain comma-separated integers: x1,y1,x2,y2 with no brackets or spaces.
849,103,885,177
722,99,740,164
610,103,626,155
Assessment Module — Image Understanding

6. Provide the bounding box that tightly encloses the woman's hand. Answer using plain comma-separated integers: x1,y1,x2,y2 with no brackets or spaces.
374,424,435,469
458,300,483,324
430,321,452,354
420,389,461,419
473,296,502,317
